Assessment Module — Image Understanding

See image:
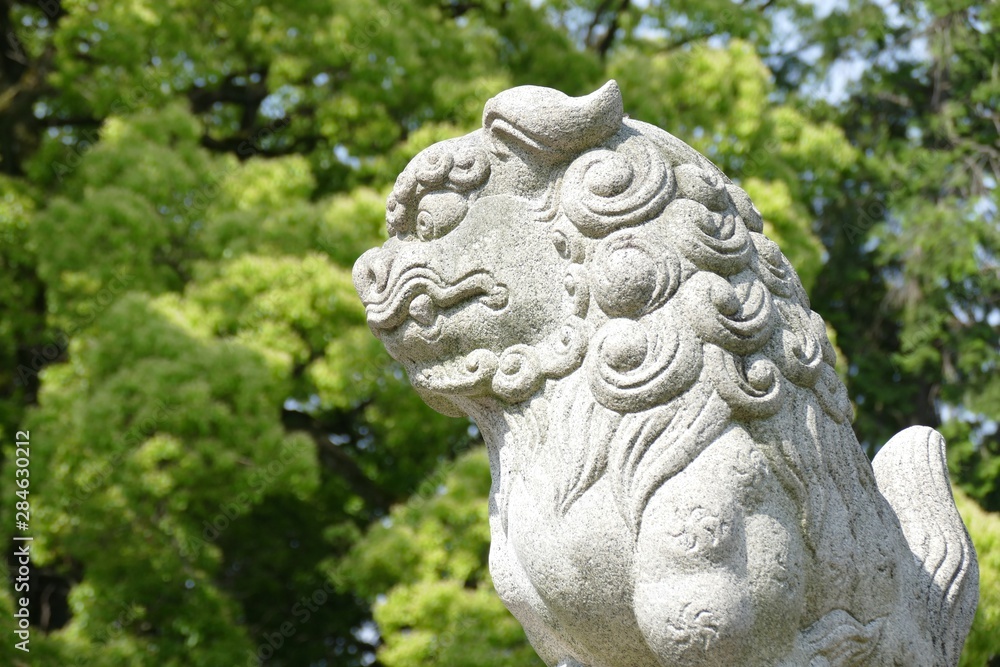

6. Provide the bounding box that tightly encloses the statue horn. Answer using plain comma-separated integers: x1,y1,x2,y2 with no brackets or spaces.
483,80,624,162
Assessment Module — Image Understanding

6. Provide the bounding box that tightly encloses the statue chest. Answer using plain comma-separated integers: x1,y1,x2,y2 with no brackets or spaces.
491,469,659,665
506,472,635,606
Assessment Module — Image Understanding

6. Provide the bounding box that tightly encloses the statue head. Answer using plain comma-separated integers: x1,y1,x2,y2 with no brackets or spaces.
353,81,851,428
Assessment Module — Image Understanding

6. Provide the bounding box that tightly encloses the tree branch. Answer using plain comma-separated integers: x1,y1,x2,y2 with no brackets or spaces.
186,69,270,121
0,1,65,175
440,0,483,19
282,408,395,511
594,0,630,59
584,0,614,50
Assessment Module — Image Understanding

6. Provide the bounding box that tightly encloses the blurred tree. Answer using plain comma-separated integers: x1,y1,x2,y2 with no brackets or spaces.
336,448,544,667
797,0,999,509
955,489,1000,667
0,0,995,666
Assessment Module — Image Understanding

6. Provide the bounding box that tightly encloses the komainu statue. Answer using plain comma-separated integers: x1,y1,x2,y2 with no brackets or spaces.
353,81,978,666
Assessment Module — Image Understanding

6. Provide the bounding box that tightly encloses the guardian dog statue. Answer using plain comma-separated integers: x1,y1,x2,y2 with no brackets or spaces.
353,81,978,667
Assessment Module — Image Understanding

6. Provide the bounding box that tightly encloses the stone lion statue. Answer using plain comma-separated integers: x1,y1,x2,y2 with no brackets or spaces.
353,81,978,667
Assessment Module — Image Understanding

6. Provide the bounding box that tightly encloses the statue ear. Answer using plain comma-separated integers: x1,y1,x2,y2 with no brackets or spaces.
482,81,623,163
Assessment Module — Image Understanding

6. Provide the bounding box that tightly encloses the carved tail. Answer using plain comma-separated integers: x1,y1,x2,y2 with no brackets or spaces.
872,426,979,666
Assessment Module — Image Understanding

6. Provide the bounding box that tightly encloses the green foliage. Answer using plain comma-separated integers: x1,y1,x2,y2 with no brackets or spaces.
0,0,995,665
339,448,544,667
7,291,319,665
806,0,999,472
0,175,41,432
956,489,1000,666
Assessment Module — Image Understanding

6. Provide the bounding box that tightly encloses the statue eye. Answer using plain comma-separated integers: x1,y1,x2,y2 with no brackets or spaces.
548,219,586,262
415,192,468,241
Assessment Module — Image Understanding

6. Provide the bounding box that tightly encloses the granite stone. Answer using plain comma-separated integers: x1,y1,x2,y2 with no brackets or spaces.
354,81,978,667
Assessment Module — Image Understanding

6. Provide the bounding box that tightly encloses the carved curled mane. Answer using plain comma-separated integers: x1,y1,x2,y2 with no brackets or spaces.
383,88,882,553
530,120,881,546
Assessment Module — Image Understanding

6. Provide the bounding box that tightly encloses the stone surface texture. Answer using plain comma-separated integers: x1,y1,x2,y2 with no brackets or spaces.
353,81,979,667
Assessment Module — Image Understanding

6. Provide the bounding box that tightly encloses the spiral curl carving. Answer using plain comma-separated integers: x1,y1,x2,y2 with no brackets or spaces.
705,345,785,420
677,272,775,357
726,183,764,233
412,348,499,396
591,230,681,319
562,138,675,237
449,144,492,189
386,99,852,440
491,317,591,400
541,316,591,378
770,302,826,388
544,130,853,442
667,199,752,276
414,146,454,187
750,232,797,299
586,309,702,413
493,345,545,402
416,192,467,241
674,164,729,212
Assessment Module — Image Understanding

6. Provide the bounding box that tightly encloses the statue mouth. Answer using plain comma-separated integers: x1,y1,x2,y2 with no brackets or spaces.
362,264,509,334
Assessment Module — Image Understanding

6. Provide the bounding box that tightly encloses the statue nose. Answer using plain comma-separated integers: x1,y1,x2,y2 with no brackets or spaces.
353,248,393,303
